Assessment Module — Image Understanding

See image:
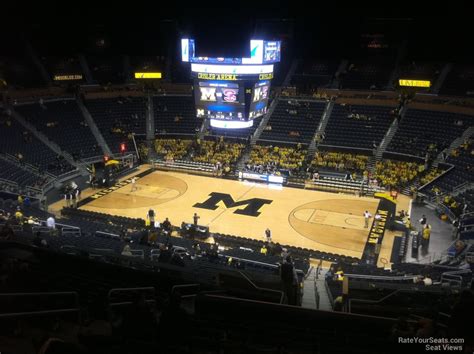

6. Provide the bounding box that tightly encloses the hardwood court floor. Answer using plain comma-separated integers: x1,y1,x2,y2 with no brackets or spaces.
77,169,389,259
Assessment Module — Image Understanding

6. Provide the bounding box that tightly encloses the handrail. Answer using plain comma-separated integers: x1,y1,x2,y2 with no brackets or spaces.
345,273,419,281
95,230,121,238
0,291,79,297
107,287,157,309
79,155,105,164
314,279,320,310
39,220,80,231
170,283,200,297
318,144,373,152
237,271,285,304
155,132,196,137
222,254,298,271
432,202,457,222
0,178,19,188
304,266,314,280
54,169,81,182
419,164,455,191
0,308,80,319
461,211,474,219
108,287,156,304
257,138,308,146
348,289,402,313
441,269,472,276
316,259,323,280
441,274,463,287
0,291,80,320
382,150,426,161
324,279,334,308
313,267,321,309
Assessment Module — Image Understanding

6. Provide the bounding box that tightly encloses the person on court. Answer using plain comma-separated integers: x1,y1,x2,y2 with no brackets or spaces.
193,212,200,226
364,210,372,228
419,214,427,232
421,224,431,255
130,177,137,192
265,228,272,243
374,213,382,228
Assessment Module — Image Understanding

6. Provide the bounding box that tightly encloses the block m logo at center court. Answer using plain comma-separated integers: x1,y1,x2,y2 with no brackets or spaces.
193,192,272,217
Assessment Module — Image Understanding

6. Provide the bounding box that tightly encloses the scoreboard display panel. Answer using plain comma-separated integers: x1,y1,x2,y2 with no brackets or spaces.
249,81,270,119
194,81,245,120
263,41,281,63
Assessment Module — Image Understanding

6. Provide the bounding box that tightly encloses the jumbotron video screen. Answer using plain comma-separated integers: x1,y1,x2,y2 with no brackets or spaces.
182,39,280,128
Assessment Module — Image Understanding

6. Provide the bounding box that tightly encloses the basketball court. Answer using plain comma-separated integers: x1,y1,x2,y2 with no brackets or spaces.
48,167,410,264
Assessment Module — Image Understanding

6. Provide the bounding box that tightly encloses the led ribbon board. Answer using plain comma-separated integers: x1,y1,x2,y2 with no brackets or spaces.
134,72,162,79
399,79,431,88
54,74,83,81
191,64,274,75
210,119,253,129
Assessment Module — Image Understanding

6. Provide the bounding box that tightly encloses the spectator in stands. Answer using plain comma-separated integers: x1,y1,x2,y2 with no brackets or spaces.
121,244,132,257
335,269,344,281
170,251,186,267
147,208,156,224
33,231,44,247
17,194,24,206
260,244,268,255
0,222,14,240
64,191,72,208
192,242,201,255
162,217,172,234
333,296,344,311
272,243,283,257
280,256,295,303
90,175,97,189
148,228,158,245
207,243,219,263
325,268,334,282
14,207,23,223
46,215,56,230
364,210,372,228
158,244,172,262
75,188,81,202
26,216,39,225
422,276,433,286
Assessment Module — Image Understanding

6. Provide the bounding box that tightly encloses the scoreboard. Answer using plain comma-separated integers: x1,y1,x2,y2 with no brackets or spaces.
182,38,281,129
194,81,245,121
